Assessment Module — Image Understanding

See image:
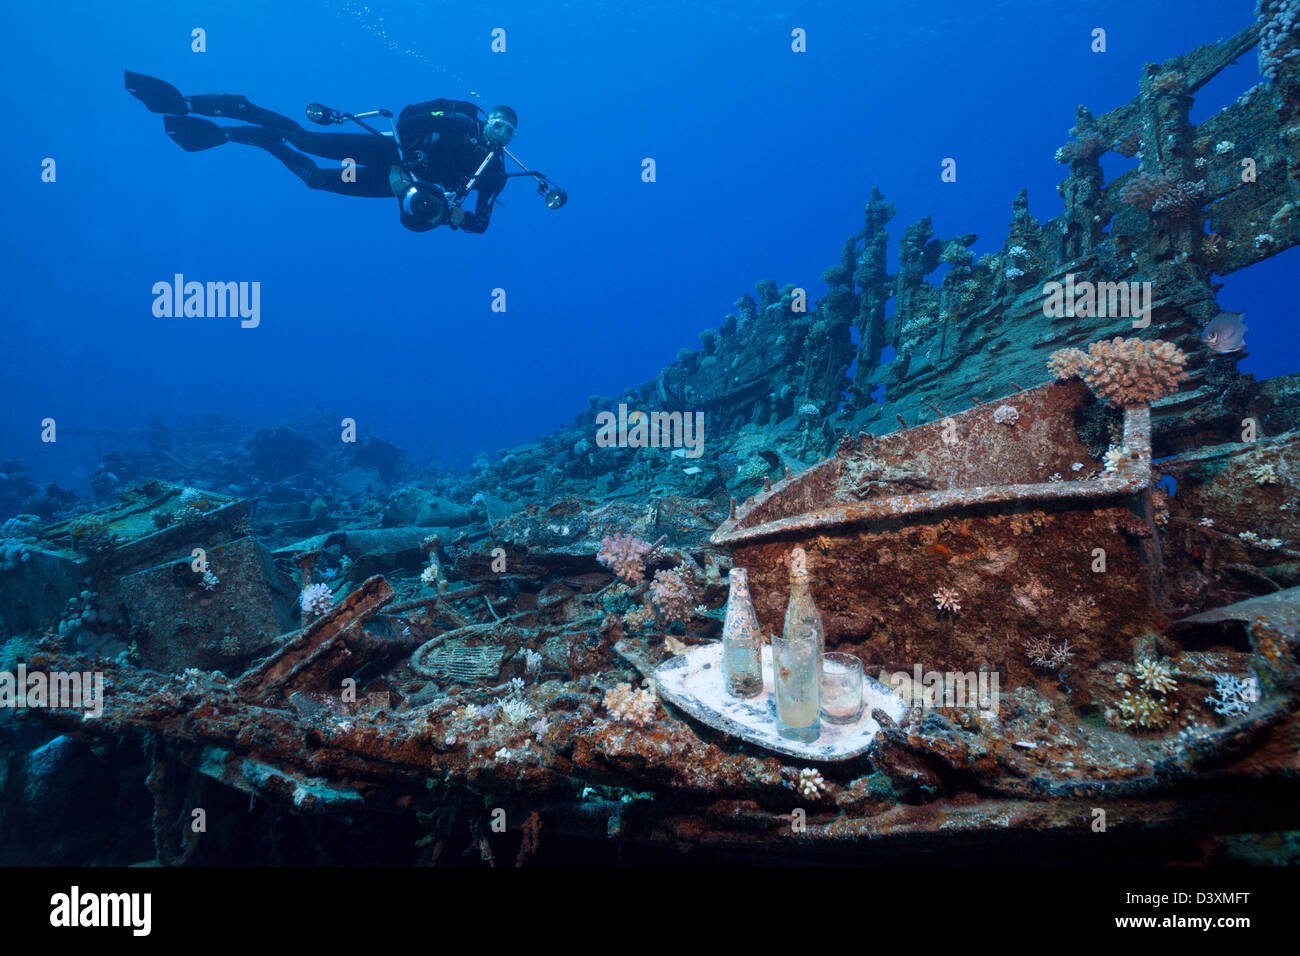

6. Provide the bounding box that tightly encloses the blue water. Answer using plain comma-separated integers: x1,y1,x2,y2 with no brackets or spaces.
1,0,1293,484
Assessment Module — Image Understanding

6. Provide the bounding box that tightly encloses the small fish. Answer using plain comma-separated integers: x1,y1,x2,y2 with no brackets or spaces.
1200,311,1248,353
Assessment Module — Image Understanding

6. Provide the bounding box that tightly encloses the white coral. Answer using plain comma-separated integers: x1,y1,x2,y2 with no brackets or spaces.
1248,460,1279,486
299,582,333,617
1025,635,1074,671
1205,673,1257,718
1238,531,1285,550
1103,444,1123,473
993,405,1019,426
603,682,657,726
796,767,827,799
932,587,961,613
499,697,536,725
1135,658,1178,695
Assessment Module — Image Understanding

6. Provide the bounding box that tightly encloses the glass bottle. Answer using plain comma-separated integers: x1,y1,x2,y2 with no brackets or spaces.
721,567,764,697
783,547,825,685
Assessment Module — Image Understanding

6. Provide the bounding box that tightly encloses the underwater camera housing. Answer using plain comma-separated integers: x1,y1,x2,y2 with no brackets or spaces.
396,176,453,227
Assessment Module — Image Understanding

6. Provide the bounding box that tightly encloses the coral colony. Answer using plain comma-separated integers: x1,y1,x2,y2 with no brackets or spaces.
4,1,1300,872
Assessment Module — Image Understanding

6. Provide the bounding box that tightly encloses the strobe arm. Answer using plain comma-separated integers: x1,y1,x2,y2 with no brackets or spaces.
304,103,397,139
453,152,567,212
499,144,567,209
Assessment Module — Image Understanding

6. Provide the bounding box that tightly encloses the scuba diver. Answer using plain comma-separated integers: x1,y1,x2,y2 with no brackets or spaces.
125,71,566,233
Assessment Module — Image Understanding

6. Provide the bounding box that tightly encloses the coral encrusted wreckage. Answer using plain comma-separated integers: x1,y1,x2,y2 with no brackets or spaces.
4,6,1300,865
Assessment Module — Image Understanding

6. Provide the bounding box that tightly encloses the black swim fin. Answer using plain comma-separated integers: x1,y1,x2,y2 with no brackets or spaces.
164,115,229,152
125,71,188,115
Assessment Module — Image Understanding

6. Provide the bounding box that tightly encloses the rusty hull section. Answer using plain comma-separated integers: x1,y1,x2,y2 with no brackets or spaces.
712,382,1160,684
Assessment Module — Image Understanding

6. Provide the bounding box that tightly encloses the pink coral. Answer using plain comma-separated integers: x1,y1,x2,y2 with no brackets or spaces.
649,567,698,624
596,533,652,584
1081,337,1188,407
1119,170,1205,217
1055,130,1107,164
1047,347,1089,381
1151,179,1206,216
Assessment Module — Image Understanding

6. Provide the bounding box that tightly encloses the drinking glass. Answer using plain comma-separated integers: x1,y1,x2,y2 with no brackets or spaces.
772,632,821,742
821,652,864,724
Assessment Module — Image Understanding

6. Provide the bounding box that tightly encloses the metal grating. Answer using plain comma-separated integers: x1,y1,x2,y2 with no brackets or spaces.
418,641,504,684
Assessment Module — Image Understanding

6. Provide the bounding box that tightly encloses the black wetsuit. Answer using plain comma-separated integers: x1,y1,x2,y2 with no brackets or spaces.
394,101,508,234
216,97,506,233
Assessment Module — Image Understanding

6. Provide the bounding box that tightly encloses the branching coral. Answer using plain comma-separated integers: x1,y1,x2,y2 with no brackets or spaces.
932,587,962,614
299,582,333,618
795,768,827,799
1117,658,1180,730
1205,673,1258,718
649,565,699,625
1248,460,1280,486
603,682,657,726
499,696,536,725
1080,337,1187,406
1151,179,1206,216
1119,170,1205,217
68,515,117,556
1054,130,1107,163
1024,635,1074,671
1135,659,1178,695
620,604,654,630
1047,347,1089,381
596,533,653,584
1102,444,1124,473
1238,531,1286,550
1118,691,1175,730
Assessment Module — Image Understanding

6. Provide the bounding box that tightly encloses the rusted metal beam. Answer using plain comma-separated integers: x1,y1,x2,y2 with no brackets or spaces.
235,575,395,703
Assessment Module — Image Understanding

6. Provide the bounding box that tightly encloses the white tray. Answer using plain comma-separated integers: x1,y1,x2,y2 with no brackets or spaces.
653,642,906,761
